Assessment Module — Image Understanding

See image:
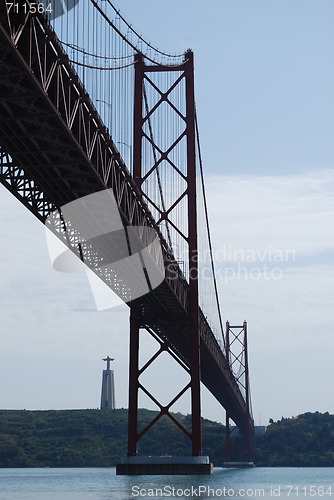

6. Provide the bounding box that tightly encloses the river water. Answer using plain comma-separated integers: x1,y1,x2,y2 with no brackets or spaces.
0,467,332,499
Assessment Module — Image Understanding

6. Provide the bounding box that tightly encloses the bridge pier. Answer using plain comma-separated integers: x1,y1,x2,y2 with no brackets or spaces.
116,456,213,475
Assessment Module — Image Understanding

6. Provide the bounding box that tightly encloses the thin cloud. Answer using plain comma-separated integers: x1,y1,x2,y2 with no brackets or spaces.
205,170,334,257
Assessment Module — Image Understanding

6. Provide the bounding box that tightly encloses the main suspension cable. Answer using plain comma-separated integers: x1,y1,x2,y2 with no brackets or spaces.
61,40,133,61
68,59,136,71
104,0,184,59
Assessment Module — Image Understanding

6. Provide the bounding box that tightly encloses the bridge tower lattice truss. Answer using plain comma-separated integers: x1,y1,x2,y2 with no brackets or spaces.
225,321,253,463
128,51,202,457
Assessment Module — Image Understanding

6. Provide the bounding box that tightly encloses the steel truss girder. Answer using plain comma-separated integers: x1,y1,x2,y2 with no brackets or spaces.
0,0,188,308
0,149,56,220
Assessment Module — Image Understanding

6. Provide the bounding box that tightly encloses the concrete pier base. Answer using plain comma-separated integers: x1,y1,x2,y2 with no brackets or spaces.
223,461,254,468
116,456,213,475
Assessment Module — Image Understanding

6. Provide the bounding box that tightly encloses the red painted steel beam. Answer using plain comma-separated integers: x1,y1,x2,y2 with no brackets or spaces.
185,50,202,456
225,414,230,463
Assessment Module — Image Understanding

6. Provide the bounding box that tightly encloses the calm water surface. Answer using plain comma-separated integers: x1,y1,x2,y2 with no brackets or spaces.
0,467,333,499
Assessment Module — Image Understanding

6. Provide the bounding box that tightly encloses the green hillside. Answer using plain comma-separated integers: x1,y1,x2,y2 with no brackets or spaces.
0,409,334,467
0,409,224,467
255,412,334,466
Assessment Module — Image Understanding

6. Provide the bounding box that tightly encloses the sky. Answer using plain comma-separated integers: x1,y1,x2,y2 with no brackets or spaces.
0,0,334,428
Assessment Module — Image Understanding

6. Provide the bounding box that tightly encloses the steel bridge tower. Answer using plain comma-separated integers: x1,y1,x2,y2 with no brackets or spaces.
224,321,254,467
117,50,212,474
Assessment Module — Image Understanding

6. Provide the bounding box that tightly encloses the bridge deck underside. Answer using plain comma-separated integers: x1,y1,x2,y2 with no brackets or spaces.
0,13,251,436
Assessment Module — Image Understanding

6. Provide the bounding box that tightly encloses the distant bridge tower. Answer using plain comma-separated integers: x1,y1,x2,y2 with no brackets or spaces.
100,356,116,410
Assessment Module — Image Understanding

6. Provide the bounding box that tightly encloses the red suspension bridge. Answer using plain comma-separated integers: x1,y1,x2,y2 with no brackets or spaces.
0,0,254,473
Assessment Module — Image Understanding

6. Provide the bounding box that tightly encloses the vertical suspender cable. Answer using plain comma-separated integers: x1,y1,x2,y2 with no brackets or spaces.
143,84,173,251
195,109,225,349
